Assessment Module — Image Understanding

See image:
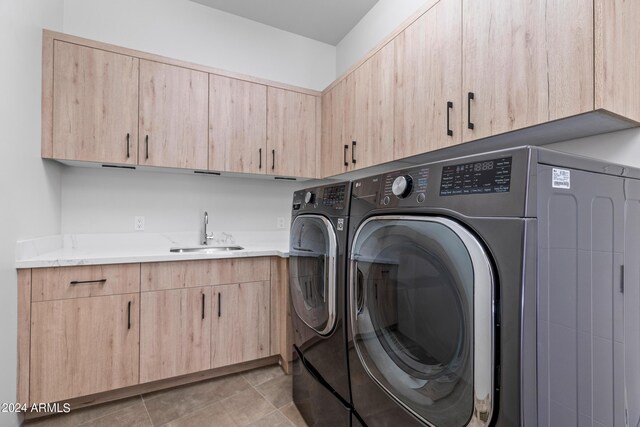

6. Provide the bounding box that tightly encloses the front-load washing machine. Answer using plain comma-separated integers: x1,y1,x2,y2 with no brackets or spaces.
289,182,352,426
347,146,640,426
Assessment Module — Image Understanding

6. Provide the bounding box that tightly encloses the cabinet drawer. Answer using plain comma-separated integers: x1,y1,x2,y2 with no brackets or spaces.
32,264,141,301
141,257,270,291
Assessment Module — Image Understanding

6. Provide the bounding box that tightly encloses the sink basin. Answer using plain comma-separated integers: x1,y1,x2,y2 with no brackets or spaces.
169,246,244,253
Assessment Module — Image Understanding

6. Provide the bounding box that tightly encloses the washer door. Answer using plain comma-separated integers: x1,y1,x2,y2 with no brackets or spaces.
350,216,494,427
289,215,338,336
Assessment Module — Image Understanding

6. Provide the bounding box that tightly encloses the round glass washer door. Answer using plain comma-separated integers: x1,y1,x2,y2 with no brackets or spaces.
289,215,338,336
350,216,494,427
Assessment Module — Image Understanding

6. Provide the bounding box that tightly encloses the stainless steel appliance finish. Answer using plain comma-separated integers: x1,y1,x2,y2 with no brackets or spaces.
289,182,352,426
347,146,640,426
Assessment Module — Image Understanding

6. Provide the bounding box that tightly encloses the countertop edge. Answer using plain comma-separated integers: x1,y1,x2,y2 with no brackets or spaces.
16,249,290,269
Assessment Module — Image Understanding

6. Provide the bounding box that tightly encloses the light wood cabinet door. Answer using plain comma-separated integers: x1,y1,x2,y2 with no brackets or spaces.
52,41,139,164
320,76,355,177
140,287,211,383
209,75,267,174
267,88,317,178
139,60,209,169
30,294,139,403
462,0,593,142
394,0,462,159
211,281,270,369
353,41,395,169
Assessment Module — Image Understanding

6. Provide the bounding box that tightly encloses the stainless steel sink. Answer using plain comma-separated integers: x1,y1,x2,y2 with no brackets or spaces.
169,246,244,253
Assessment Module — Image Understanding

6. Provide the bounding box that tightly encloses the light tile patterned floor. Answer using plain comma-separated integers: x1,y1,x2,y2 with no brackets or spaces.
24,365,308,427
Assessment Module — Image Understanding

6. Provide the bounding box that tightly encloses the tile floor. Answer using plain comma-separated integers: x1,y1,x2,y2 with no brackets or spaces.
24,365,308,427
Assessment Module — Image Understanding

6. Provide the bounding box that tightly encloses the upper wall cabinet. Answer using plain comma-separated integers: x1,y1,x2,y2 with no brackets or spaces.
394,0,462,159
138,60,209,169
42,31,321,179
321,76,355,178
51,41,139,165
462,0,640,142
209,75,267,175
353,41,395,170
267,87,318,178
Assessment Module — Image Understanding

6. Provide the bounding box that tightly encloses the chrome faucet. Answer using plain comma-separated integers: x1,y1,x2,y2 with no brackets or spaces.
202,211,214,245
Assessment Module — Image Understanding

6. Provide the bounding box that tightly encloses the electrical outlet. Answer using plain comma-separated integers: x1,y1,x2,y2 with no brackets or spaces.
135,216,145,231
277,217,286,229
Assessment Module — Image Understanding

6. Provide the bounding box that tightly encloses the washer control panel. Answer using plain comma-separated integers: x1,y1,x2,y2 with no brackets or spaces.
380,167,430,207
440,156,512,196
293,183,348,213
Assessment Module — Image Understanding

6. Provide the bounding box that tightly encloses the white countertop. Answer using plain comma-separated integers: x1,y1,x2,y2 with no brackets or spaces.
16,231,289,269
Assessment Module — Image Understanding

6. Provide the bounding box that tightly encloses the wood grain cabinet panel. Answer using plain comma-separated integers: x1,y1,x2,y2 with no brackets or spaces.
462,0,594,142
141,257,270,292
320,76,355,177
140,287,211,383
211,281,270,369
267,88,317,178
51,41,139,164
209,75,267,174
139,60,209,169
353,41,395,169
30,294,139,403
31,263,140,301
394,0,462,158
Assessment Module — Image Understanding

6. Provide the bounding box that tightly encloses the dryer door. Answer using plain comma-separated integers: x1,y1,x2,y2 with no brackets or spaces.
290,215,338,336
350,216,495,427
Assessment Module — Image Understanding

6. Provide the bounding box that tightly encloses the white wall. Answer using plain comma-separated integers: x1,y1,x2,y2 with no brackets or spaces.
61,168,301,235
547,128,640,167
63,0,336,91
0,0,64,425
335,0,428,75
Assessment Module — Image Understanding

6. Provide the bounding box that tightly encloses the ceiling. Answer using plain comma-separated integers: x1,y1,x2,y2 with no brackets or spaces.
190,0,379,45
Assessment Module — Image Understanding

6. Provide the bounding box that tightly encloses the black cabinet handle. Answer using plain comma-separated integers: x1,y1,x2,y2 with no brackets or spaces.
467,92,475,130
218,293,221,317
351,141,357,164
145,135,149,160
201,293,205,320
70,279,107,285
343,145,349,167
447,102,453,137
126,133,130,158
271,149,275,171
127,301,132,330
259,148,262,170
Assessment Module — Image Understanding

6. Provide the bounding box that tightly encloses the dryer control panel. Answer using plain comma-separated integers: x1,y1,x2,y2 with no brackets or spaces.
292,183,350,214
378,166,431,208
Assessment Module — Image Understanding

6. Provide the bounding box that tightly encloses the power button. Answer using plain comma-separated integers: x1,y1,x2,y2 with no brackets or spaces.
382,196,390,205
417,193,426,204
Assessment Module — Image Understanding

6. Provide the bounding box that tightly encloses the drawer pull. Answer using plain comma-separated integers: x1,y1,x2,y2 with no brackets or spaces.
259,148,262,170
218,293,221,317
202,293,205,320
271,149,275,171
127,301,132,330
343,145,348,167
351,141,357,164
126,133,130,158
69,279,107,285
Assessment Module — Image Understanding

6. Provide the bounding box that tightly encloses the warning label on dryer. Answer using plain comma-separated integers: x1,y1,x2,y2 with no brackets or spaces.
552,168,571,189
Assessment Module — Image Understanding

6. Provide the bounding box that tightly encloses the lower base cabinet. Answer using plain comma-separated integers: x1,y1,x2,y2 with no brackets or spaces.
140,287,212,383
211,281,271,368
30,294,140,403
19,257,288,408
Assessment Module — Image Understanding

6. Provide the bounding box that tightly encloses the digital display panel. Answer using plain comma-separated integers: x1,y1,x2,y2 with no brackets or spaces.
440,157,512,196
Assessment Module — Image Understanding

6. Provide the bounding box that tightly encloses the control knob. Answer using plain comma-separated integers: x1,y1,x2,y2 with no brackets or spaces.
392,175,413,199
304,191,315,204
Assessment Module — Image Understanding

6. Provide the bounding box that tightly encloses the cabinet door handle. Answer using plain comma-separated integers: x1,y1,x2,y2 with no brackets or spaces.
70,279,107,285
271,149,275,171
127,301,132,330
145,135,149,160
201,293,205,320
351,141,357,164
467,92,475,130
343,145,349,167
259,148,262,170
447,102,453,137
126,133,130,158
218,292,221,317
